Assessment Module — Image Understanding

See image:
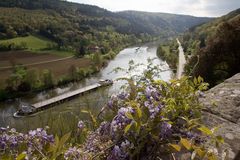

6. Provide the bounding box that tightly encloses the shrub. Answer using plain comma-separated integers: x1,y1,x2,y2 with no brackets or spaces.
41,69,54,88
0,41,27,51
0,60,226,159
77,60,224,159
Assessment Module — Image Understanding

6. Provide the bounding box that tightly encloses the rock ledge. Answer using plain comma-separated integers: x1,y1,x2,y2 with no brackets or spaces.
200,73,240,159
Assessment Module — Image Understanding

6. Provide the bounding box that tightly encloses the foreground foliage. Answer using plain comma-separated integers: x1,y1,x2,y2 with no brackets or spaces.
0,60,225,159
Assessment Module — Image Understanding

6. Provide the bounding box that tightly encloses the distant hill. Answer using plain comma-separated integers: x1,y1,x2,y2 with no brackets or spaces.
183,8,240,86
117,11,212,36
0,0,213,51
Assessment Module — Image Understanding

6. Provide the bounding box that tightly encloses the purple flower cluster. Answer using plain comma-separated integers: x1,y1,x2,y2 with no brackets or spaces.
142,85,164,119
145,86,160,101
159,122,172,138
111,107,133,135
78,120,85,130
117,92,129,100
0,127,24,152
97,121,111,136
0,127,53,156
144,101,162,119
108,93,129,111
107,140,133,160
27,128,54,154
84,132,98,152
84,122,112,154
64,147,82,160
107,95,118,109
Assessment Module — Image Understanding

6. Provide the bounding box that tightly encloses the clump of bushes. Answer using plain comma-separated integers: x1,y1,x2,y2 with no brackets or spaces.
0,41,27,51
5,66,54,93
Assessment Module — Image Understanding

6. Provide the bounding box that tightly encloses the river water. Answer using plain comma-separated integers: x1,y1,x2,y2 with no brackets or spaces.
0,42,172,135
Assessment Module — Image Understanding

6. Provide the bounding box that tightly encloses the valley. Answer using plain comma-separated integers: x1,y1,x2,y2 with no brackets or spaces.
0,0,239,159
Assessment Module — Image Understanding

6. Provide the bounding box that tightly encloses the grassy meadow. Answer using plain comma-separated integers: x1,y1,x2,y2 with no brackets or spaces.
0,35,56,51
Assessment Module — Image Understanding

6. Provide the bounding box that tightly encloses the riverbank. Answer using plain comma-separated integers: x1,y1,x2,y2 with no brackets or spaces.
156,39,179,73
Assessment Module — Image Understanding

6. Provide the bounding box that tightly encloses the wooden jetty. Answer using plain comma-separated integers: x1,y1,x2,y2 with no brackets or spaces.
13,80,113,117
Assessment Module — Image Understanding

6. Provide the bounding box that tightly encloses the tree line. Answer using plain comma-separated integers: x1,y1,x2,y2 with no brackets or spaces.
183,9,240,86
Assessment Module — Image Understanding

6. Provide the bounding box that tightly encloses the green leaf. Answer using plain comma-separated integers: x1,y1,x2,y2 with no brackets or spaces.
81,109,89,114
198,76,203,83
136,106,142,118
124,123,132,133
216,136,224,144
207,152,218,160
194,77,198,85
180,138,192,150
212,126,219,133
55,135,60,147
59,132,71,148
196,148,206,158
89,111,97,128
16,153,26,160
135,122,141,134
48,135,59,153
81,109,97,128
125,112,134,120
169,144,181,152
198,126,213,135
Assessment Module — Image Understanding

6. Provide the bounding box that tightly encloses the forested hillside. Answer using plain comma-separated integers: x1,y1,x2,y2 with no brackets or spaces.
118,11,212,36
0,2,138,53
183,9,240,86
0,0,212,52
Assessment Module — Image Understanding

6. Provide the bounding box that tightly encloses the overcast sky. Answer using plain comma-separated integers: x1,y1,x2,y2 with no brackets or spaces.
69,0,240,17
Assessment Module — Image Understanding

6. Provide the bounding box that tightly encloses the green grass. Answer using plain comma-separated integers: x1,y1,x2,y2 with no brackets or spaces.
0,35,56,51
0,35,76,56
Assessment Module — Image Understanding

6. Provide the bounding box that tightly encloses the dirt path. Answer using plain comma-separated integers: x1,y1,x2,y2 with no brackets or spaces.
176,38,186,79
0,56,74,70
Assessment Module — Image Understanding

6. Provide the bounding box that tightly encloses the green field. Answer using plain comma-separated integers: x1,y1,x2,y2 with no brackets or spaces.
0,35,77,56
0,35,56,51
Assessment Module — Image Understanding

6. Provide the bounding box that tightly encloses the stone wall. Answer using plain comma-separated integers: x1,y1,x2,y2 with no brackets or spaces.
200,73,240,159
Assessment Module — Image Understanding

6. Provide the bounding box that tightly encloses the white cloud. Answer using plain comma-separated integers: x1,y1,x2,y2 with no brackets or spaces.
69,0,240,17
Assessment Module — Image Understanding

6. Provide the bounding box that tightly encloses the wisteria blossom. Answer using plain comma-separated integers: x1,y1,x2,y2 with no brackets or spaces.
0,127,54,158
64,147,81,160
78,120,85,130
110,107,133,135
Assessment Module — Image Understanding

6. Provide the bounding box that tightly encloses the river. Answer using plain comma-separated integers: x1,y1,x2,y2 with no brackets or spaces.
0,42,172,135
